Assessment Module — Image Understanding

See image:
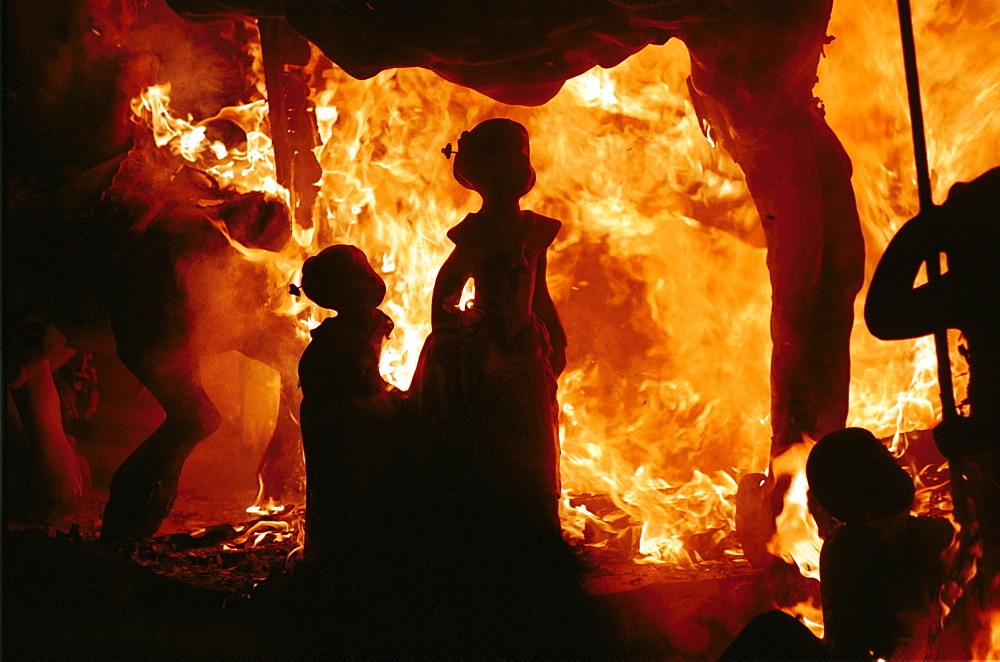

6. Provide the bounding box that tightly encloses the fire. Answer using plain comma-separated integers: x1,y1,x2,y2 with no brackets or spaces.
131,82,285,200
973,607,1000,661
127,0,999,598
764,439,825,637
827,2,996,439
767,440,821,582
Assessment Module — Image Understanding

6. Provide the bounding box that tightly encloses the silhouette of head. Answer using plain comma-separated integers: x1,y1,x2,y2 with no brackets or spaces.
453,118,536,199
300,244,385,313
806,427,915,525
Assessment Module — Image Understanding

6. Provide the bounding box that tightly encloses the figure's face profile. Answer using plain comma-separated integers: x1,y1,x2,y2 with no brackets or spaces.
452,118,536,199
301,244,386,313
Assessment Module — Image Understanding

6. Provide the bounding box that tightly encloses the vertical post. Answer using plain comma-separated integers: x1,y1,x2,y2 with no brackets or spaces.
259,17,320,231
259,18,292,189
896,0,957,419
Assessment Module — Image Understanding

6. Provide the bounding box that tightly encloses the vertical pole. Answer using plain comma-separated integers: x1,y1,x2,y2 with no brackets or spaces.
259,17,320,230
896,0,957,419
259,18,292,191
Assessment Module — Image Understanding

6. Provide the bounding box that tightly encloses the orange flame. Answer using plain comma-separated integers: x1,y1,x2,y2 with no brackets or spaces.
129,1,999,580
972,607,1000,660
767,440,821,582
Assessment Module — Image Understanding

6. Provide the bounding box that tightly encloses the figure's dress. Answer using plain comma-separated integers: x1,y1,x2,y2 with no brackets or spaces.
298,310,402,565
414,210,562,532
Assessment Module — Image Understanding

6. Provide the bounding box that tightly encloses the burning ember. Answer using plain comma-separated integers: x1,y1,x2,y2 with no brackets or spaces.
4,0,999,657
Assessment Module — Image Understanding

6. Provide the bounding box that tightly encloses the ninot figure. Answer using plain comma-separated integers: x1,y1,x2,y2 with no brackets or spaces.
807,428,953,660
414,118,567,537
295,244,406,567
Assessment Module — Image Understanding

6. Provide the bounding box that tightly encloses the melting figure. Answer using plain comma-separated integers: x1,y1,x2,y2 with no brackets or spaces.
100,185,305,545
4,326,91,525
679,0,866,587
681,0,865,457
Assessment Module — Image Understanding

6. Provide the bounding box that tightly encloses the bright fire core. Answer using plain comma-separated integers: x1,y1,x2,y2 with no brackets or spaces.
134,0,999,575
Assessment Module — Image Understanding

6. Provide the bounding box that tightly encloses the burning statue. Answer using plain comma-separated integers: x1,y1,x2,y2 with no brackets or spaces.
289,129,602,653
0,0,868,551
413,118,567,537
167,0,865,522
100,177,307,545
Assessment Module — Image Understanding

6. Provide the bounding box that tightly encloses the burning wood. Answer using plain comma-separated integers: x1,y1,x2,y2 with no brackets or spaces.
257,16,320,230
5,0,1000,656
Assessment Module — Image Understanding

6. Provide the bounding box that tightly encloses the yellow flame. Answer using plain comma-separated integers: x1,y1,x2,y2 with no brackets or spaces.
128,0,999,572
972,607,1000,661
767,440,822,581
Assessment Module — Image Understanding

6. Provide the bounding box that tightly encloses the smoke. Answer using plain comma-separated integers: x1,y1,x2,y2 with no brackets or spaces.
125,0,257,118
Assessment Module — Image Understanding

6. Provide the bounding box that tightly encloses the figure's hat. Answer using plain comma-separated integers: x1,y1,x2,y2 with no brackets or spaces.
453,118,536,197
806,427,915,524
300,244,385,312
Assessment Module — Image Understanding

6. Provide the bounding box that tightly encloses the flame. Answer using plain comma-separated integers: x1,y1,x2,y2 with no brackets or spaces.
132,82,286,200
127,1,1000,581
765,440,825,638
767,440,821,581
973,607,1000,661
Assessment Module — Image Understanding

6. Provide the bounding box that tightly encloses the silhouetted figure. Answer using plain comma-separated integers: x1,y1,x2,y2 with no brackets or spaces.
295,244,405,567
808,428,953,660
865,166,1000,644
722,427,952,660
680,0,865,459
100,185,305,545
414,118,567,537
285,244,420,655
402,120,613,657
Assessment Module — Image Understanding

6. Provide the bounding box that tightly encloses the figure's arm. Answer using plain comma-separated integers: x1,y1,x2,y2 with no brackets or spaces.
864,211,957,341
431,248,473,329
533,251,567,376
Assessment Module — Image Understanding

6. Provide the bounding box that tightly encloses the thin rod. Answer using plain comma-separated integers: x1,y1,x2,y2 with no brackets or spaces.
897,0,957,418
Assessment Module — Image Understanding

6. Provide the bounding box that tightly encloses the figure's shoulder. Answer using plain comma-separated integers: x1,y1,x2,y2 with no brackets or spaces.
308,317,344,345
821,522,881,570
824,521,878,548
446,214,477,246
524,211,561,250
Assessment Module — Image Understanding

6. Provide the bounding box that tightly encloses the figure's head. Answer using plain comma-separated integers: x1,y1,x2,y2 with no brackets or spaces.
452,118,536,199
300,244,385,313
806,427,915,525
